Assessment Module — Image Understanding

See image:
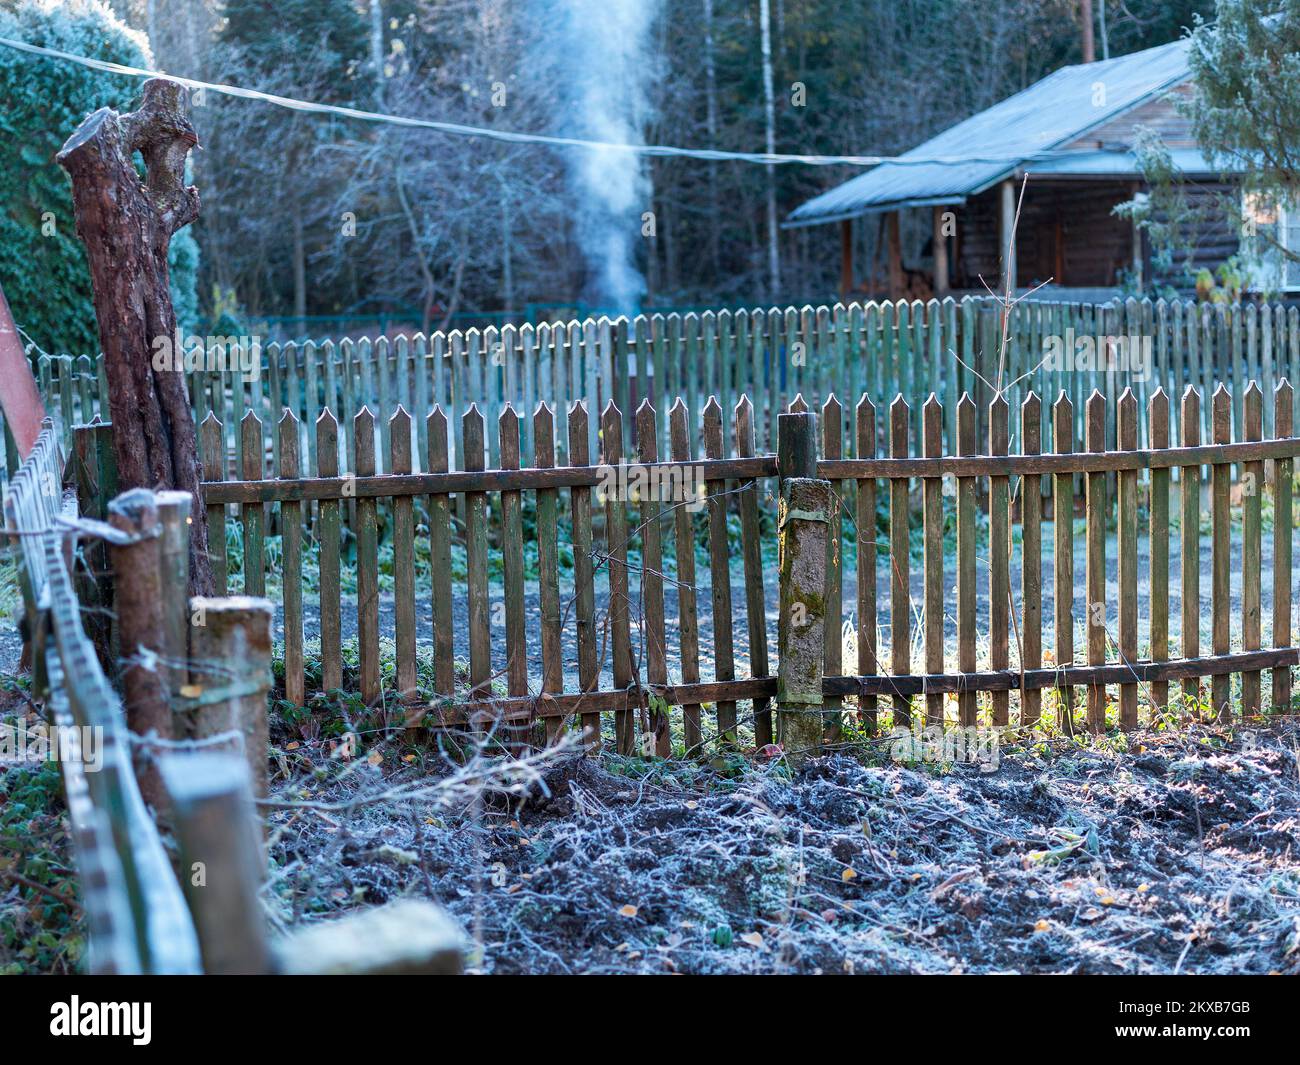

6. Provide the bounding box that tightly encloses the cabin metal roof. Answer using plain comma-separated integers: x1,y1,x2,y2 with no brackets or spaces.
786,38,1197,227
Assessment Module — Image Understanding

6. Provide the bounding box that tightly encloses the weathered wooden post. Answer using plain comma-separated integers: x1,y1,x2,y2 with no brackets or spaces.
155,490,192,697
108,487,169,807
159,753,273,975
185,597,273,801
57,78,214,598
776,411,831,765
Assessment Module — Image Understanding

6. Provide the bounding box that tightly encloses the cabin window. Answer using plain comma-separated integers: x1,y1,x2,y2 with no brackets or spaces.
1243,193,1300,292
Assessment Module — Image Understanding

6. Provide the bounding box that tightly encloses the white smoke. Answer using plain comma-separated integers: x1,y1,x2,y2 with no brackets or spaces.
542,0,660,313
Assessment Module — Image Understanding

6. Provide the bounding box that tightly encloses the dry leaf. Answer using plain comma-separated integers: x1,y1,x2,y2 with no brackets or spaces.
1034,919,1050,932
841,867,857,882
740,931,764,948
619,904,639,918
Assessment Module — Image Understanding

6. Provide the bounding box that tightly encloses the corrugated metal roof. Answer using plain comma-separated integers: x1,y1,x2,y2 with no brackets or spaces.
786,38,1193,227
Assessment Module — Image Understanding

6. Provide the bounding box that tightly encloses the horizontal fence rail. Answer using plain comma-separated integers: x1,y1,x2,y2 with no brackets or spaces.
202,377,1299,750
16,295,1300,488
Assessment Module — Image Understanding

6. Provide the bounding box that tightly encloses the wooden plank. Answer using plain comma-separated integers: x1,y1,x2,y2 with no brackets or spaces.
1210,385,1232,721
463,405,490,710
1273,380,1293,712
426,408,453,698
602,400,635,753
317,410,342,692
703,397,737,747
499,405,528,749
355,407,380,705
735,396,771,748
1148,388,1171,715
889,395,912,727
240,411,264,598
1241,383,1263,716
280,410,304,707
390,407,417,704
201,413,227,597
922,393,944,726
821,394,844,733
534,404,564,744
1181,386,1203,709
956,393,977,726
1053,391,1075,732
570,402,600,751
1020,392,1042,728
855,393,879,730
441,648,1300,723
636,400,670,757
989,394,1010,726
670,399,703,754
1086,395,1107,738
1118,388,1138,730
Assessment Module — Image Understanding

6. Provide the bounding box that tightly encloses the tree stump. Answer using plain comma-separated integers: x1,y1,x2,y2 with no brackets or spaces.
58,79,214,598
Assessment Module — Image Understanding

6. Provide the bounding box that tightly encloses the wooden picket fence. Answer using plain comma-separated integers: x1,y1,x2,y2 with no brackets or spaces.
201,375,1299,749
16,294,1300,487
2,423,202,973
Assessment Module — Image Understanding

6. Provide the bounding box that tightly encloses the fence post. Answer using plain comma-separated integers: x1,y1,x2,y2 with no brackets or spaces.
155,490,192,698
776,411,830,765
159,753,273,975
108,487,169,808
186,597,273,801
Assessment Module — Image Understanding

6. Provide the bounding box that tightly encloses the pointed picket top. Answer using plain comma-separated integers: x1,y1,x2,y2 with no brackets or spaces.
278,405,300,432
1118,386,1138,419
1181,383,1201,415
888,394,910,456
1211,382,1232,443
532,402,555,463
702,394,723,422
1052,391,1074,451
822,393,842,426
1020,391,1042,455
1275,378,1294,436
201,409,223,431
1148,386,1170,443
954,391,976,455
601,397,623,424
498,401,519,435
354,404,375,436
1085,389,1106,451
988,392,1008,455
241,406,263,431
389,403,411,433
668,395,689,422
1244,381,1263,442
856,391,876,419
425,403,446,433
922,392,943,458
734,393,754,421
533,399,555,424
1117,387,1137,451
788,393,809,414
635,396,657,424
955,390,976,418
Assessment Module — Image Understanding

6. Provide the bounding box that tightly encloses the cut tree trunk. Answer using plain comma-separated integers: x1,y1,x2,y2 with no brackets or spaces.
58,78,214,598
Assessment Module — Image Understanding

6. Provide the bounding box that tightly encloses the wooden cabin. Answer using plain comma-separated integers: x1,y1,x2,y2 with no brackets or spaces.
787,38,1255,301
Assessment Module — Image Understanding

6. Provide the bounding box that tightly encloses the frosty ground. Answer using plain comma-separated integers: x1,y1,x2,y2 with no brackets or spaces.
261,716,1300,975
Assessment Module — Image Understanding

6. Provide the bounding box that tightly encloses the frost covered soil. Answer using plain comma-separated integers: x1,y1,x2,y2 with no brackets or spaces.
264,718,1300,975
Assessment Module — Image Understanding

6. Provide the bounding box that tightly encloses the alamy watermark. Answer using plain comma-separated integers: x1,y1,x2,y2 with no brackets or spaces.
0,720,103,772
889,724,1000,773
1041,328,1153,382
151,329,263,383
595,462,707,512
